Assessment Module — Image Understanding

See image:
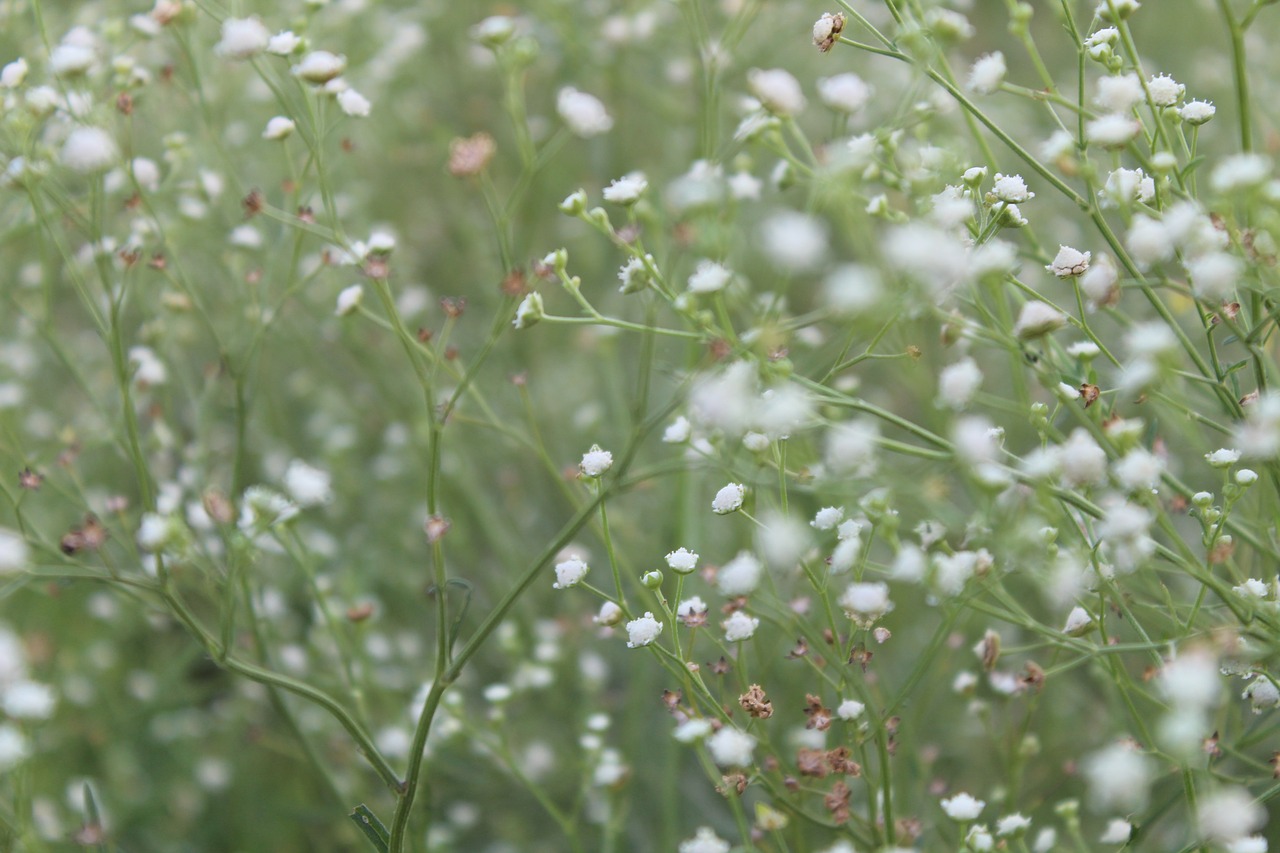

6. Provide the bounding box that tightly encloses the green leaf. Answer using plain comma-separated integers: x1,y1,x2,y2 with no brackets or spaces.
348,804,390,853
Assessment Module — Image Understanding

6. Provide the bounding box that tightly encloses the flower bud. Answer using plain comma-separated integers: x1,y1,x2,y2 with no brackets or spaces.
641,569,664,589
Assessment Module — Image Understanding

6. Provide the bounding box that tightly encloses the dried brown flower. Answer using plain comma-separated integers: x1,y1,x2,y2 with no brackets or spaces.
739,684,773,719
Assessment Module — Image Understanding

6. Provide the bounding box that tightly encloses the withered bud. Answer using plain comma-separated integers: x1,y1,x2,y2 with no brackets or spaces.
976,629,1001,671
447,133,497,177
796,748,828,778
423,515,451,543
151,0,183,24
1080,383,1101,408
824,781,852,824
441,297,467,319
242,189,265,218
18,468,43,490
786,637,809,659
297,206,316,224
739,684,773,718
501,269,527,297
116,92,134,115
1021,660,1046,692
803,694,832,731
202,489,235,524
718,773,749,796
346,602,375,622
873,626,891,644
61,515,108,555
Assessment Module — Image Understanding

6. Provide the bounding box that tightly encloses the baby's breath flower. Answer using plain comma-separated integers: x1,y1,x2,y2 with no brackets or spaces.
1046,245,1091,278
817,73,872,113
579,444,613,477
512,291,544,329
711,482,746,514
1095,72,1144,112
839,582,893,627
283,460,332,507
471,15,516,48
1211,154,1271,193
996,814,1032,837
673,718,712,743
1206,448,1241,468
1179,99,1216,125
941,792,986,821
61,127,118,174
811,12,844,53
337,88,371,117
811,506,845,530
552,557,589,589
967,52,1006,94
722,610,759,641
1100,820,1133,844
992,172,1034,203
1086,114,1141,147
1148,73,1185,107
602,172,647,205
263,116,296,140
1014,301,1066,338
1197,787,1266,844
216,17,270,59
679,827,731,853
293,51,347,84
1063,606,1093,635
267,30,302,55
0,58,28,89
625,612,663,647
557,87,613,137
665,547,699,573
594,601,623,626
0,529,30,574
717,551,763,595
747,68,807,116
706,726,755,766
662,416,691,444
335,284,363,316
687,260,733,294
836,699,865,720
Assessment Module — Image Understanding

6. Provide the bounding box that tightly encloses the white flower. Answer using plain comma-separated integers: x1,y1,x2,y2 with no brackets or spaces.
687,260,733,294
728,171,762,200
0,529,30,574
673,718,713,743
552,557,589,589
1148,74,1184,107
1,58,29,89
1227,837,1269,853
335,284,363,316
817,73,872,113
759,211,828,273
665,548,699,573
811,506,845,530
967,52,1006,94
839,582,893,626
594,601,623,626
825,419,879,477
1113,448,1163,491
1086,114,1141,147
706,727,756,766
663,416,691,444
712,482,746,514
992,173,1034,203
292,51,347,84
471,16,516,47
1180,99,1216,125
625,612,663,647
1095,72,1144,112
557,87,613,137
1099,820,1132,844
61,127,118,174
1047,245,1091,278
1243,677,1280,713
1187,252,1242,301
512,291,544,329
836,699,865,720
1212,154,1271,193
1207,448,1242,468
579,445,613,477
677,596,707,619
602,172,648,204
938,358,983,410
1084,742,1153,811
283,460,332,507
267,31,302,55
722,610,759,641
215,17,270,59
1014,301,1066,338
996,814,1031,837
747,68,806,116
2,681,55,719
1159,647,1222,710
941,792,985,821
0,725,29,772
679,827,731,853
1102,167,1155,206
822,264,883,316
1197,787,1266,843
337,88,371,117
717,551,763,595
51,41,97,77
1063,606,1093,635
